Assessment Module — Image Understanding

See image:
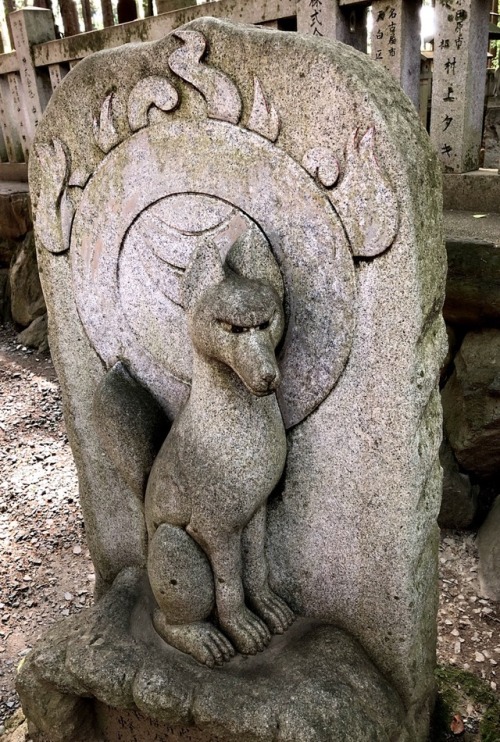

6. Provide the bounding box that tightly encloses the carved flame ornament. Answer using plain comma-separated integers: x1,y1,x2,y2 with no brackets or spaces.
93,92,121,154
35,28,400,428
168,29,242,124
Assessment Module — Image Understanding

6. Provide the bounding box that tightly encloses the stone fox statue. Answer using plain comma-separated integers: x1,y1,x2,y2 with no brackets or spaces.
145,238,294,667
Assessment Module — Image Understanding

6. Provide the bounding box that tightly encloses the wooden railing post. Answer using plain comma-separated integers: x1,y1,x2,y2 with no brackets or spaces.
430,0,491,173
370,0,422,109
297,0,367,51
8,8,55,151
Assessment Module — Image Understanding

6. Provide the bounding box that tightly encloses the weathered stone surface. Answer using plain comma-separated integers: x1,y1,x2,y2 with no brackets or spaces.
444,237,500,326
442,329,500,478
438,438,478,529
477,496,500,601
17,568,406,742
17,313,48,351
370,0,421,109
27,17,446,742
443,172,500,213
0,182,31,240
145,237,294,665
9,231,46,327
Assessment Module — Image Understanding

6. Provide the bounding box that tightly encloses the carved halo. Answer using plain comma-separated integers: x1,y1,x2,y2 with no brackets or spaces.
70,119,355,428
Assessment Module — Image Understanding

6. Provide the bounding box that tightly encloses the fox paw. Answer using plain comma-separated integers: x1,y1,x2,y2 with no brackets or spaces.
153,612,235,668
249,588,295,634
219,607,271,654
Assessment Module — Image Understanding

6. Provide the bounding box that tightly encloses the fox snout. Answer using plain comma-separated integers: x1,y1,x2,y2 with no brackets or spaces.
230,335,281,397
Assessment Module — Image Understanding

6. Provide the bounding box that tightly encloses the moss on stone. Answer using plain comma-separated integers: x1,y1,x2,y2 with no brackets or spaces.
433,665,500,741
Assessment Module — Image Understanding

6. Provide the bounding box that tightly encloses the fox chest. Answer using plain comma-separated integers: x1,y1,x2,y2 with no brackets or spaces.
181,397,287,522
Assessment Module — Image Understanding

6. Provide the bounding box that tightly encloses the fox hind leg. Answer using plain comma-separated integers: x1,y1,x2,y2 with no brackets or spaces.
148,523,234,666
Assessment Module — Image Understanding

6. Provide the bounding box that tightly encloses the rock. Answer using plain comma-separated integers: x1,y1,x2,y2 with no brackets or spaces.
477,496,500,601
9,231,46,327
0,708,28,742
442,329,500,478
27,16,446,742
444,238,500,326
438,438,478,529
93,362,169,503
17,314,48,352
0,183,32,241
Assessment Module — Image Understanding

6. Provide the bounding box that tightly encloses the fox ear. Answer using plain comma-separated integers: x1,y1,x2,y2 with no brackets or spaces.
226,231,284,301
183,239,225,310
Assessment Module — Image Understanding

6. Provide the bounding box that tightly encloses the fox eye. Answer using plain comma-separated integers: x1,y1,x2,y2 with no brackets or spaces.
217,320,270,333
217,320,249,333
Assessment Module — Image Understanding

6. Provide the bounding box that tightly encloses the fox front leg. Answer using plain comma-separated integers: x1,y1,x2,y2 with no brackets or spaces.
242,504,295,634
187,523,271,655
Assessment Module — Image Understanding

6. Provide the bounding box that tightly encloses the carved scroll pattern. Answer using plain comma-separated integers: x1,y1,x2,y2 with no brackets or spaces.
303,128,399,258
93,92,121,154
34,138,73,254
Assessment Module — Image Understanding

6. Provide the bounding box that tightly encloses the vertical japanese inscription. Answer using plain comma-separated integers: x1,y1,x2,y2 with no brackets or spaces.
370,0,420,108
309,0,324,37
431,0,471,171
371,4,399,69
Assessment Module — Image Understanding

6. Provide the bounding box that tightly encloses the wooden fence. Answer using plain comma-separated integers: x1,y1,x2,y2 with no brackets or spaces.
0,0,496,181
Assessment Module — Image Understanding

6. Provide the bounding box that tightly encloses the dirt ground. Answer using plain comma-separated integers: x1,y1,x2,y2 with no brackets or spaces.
0,322,499,739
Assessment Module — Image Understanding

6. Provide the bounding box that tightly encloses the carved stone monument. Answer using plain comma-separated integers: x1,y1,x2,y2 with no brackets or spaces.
18,17,447,742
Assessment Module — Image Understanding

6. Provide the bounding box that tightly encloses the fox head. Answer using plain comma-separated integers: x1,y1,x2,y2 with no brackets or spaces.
183,236,285,397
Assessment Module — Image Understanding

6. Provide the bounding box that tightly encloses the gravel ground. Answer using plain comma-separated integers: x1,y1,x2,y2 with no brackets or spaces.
0,322,499,739
0,324,93,734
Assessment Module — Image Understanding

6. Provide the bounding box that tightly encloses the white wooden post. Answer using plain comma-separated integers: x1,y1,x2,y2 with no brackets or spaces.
48,63,69,92
0,75,24,161
7,73,30,160
8,8,55,149
297,0,368,52
430,0,490,173
370,0,422,109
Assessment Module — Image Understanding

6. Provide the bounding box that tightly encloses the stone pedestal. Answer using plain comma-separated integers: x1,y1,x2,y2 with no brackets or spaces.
18,569,406,742
430,0,490,172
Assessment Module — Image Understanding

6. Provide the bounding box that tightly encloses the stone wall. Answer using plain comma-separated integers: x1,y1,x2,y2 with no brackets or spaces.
439,213,500,531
